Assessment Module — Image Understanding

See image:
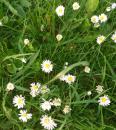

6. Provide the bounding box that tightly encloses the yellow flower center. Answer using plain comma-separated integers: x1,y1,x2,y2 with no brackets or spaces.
32,85,39,91
22,113,27,118
101,97,107,103
44,118,50,124
93,18,96,22
58,8,63,13
68,76,73,81
99,37,104,43
45,64,50,69
18,98,23,104
100,16,105,20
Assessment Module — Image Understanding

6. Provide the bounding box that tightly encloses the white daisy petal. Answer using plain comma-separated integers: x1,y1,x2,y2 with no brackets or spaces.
63,105,71,114
40,115,57,130
56,5,65,17
99,13,108,23
64,74,76,84
72,2,80,10
41,60,53,73
18,110,32,122
111,32,116,43
97,35,106,45
13,95,25,109
41,100,53,111
98,95,111,106
6,82,15,91
52,98,61,107
91,15,99,24
30,82,41,97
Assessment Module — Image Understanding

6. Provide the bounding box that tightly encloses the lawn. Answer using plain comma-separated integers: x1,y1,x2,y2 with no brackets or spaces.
0,0,116,130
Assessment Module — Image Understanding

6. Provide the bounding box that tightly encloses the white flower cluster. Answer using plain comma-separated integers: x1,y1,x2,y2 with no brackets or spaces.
96,31,116,45
91,13,108,28
13,95,32,122
56,2,80,17
86,85,111,107
30,82,49,97
59,74,76,84
41,98,61,111
40,98,62,130
106,3,116,12
40,97,71,129
95,85,111,106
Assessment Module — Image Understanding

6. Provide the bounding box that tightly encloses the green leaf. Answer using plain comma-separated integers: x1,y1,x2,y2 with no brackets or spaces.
20,0,31,7
13,49,41,80
86,0,99,14
0,121,12,129
2,16,9,24
15,5,26,17
6,64,17,74
81,18,91,31
15,85,29,92
0,0,19,16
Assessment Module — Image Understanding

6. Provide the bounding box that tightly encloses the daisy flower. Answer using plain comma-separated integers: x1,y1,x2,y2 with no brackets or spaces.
91,15,99,24
63,105,71,114
59,75,66,81
98,95,111,106
56,5,65,17
96,85,103,94
84,66,90,73
72,2,80,10
6,82,15,91
111,3,116,9
56,34,63,41
41,100,53,111
87,91,92,96
40,115,57,130
52,98,61,107
106,7,111,12
41,85,50,94
13,95,25,109
99,14,108,23
111,32,116,43
24,38,30,45
19,110,32,122
30,82,41,97
65,74,76,84
97,35,106,45
41,60,53,73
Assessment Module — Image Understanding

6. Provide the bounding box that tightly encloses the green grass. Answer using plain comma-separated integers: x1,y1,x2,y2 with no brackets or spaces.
0,0,116,130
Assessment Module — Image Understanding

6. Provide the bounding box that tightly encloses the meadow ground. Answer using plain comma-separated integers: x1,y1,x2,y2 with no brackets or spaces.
0,0,116,130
